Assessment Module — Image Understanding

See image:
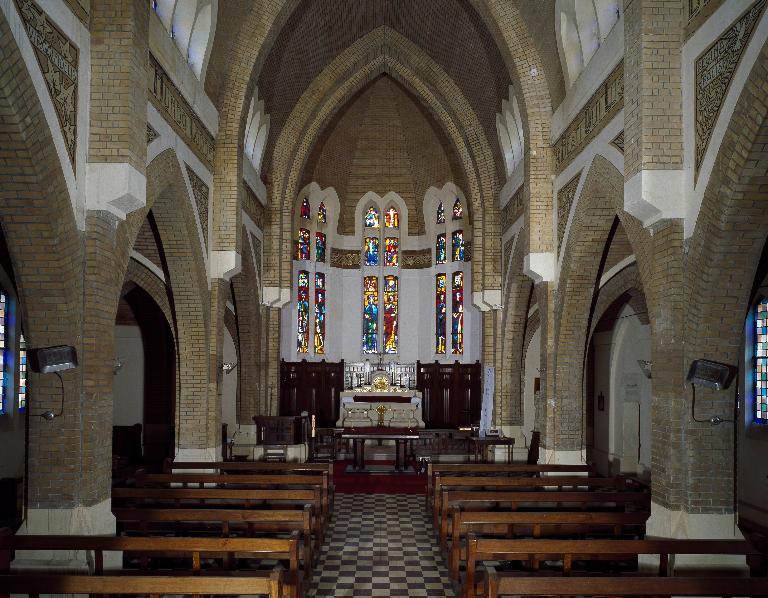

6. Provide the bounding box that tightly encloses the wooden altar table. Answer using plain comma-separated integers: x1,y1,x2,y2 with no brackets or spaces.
341,427,420,473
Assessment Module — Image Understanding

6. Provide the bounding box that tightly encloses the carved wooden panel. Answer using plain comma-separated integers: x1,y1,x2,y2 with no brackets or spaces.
416,361,482,428
279,360,345,427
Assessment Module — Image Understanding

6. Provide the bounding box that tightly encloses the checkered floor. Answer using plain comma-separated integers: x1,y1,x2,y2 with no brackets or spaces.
308,494,456,597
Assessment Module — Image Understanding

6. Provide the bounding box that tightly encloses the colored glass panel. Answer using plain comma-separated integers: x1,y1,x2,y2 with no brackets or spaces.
315,232,326,263
18,334,26,413
314,273,326,355
317,202,327,223
385,207,399,228
436,234,446,264
384,237,398,267
365,206,380,228
436,202,445,224
297,271,310,353
300,197,311,220
364,237,379,266
383,275,398,354
452,230,465,262
297,228,310,260
452,198,463,220
451,271,464,355
363,276,379,354
0,293,5,415
436,274,447,354
757,299,768,423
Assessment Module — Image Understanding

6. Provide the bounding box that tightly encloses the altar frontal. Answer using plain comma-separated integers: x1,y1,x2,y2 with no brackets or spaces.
336,370,425,428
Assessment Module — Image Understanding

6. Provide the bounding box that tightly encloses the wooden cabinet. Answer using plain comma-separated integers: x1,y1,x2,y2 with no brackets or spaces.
416,361,481,428
279,360,344,427
252,416,307,444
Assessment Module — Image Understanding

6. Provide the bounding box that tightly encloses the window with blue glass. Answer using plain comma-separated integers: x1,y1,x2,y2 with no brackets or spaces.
755,298,768,423
0,292,6,415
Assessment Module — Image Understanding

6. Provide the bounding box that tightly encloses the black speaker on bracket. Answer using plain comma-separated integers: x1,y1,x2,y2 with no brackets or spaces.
29,345,78,374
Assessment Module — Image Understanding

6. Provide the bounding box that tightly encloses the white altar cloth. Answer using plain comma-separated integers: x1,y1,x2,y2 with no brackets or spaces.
336,390,425,428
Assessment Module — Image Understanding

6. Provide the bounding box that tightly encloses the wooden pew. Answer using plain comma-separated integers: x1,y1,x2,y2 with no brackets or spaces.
166,459,333,484
466,536,766,598
0,534,298,598
438,490,651,550
137,472,330,522
448,510,650,579
484,574,768,598
114,506,315,576
425,463,596,512
0,572,283,597
433,475,643,528
112,486,325,544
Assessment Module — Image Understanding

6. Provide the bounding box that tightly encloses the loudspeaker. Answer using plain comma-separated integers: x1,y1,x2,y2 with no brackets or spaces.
29,345,78,374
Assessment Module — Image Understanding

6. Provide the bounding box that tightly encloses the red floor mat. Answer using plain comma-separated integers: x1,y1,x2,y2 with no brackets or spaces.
333,460,427,494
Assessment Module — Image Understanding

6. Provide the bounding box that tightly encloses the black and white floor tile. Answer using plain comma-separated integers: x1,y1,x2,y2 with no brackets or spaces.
308,494,456,597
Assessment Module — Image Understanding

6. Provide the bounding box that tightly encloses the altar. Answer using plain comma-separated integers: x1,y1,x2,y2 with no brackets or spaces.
336,369,425,428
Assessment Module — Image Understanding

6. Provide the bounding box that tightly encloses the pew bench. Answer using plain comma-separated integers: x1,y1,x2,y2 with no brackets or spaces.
165,459,334,487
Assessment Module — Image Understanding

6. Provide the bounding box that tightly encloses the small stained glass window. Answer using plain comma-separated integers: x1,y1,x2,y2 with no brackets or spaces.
435,234,446,264
18,334,26,413
436,274,447,354
437,202,445,224
452,271,464,355
383,275,398,354
384,237,398,267
452,198,463,220
314,273,326,355
364,237,379,266
452,230,465,262
363,276,379,354
315,232,326,263
297,228,310,260
756,298,768,423
317,202,327,224
297,271,310,353
0,293,5,415
385,207,399,228
300,197,311,220
365,207,380,228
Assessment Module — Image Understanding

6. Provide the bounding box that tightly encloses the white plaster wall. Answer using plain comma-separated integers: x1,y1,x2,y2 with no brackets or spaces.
113,325,144,426
221,327,237,432
523,326,541,443
592,329,613,475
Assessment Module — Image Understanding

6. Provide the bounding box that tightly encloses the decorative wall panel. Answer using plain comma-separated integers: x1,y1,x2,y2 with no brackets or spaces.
501,187,524,233
330,248,360,269
557,172,581,250
611,131,624,153
401,249,432,269
244,184,265,231
147,124,159,144
185,164,209,249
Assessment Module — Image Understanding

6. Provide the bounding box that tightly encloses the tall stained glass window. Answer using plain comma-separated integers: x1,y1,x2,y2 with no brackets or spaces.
364,237,379,266
384,237,398,267
436,274,447,354
436,234,446,264
363,276,379,354
365,207,380,228
451,271,464,355
300,197,311,220
436,202,445,224
452,198,463,220
317,202,327,223
385,207,399,228
383,276,398,354
0,293,5,415
756,298,768,423
297,228,310,260
314,273,326,355
18,334,26,413
297,271,310,353
452,230,465,262
315,232,326,263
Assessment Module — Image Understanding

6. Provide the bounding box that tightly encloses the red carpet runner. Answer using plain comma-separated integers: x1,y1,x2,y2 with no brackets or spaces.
333,461,427,494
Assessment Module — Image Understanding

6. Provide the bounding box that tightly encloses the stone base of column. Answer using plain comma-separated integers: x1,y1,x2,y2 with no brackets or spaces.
494,425,531,462
540,448,587,465
13,498,120,570
172,446,222,472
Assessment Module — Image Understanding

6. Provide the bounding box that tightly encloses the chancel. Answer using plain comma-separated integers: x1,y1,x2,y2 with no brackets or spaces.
1,0,768,596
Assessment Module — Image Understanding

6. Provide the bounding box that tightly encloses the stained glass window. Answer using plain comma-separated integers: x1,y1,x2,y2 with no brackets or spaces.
437,202,445,224
384,237,398,267
383,276,398,354
451,271,464,355
452,198,463,220
756,298,768,423
317,202,327,224
300,197,311,220
385,207,399,228
364,237,379,266
363,276,379,354
436,274,447,354
297,271,310,353
314,273,326,355
316,232,326,263
436,234,446,264
452,230,465,262
18,334,26,413
0,293,5,415
297,228,310,260
365,206,380,228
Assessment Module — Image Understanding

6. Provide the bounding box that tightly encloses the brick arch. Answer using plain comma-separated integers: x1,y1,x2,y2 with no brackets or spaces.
267,27,499,298
123,260,174,340
552,155,650,451
588,263,648,343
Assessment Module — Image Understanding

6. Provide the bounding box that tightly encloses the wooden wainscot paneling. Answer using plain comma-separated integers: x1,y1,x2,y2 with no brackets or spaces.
280,360,345,427
416,361,482,428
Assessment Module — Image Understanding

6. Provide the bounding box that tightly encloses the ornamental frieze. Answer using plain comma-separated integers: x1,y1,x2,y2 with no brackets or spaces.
330,248,360,269
250,233,262,283
401,249,432,269
553,61,623,172
244,184,265,231
694,0,766,180
611,131,624,154
557,172,581,250
63,0,89,28
185,164,209,249
501,186,524,232
15,0,79,168
149,54,215,168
